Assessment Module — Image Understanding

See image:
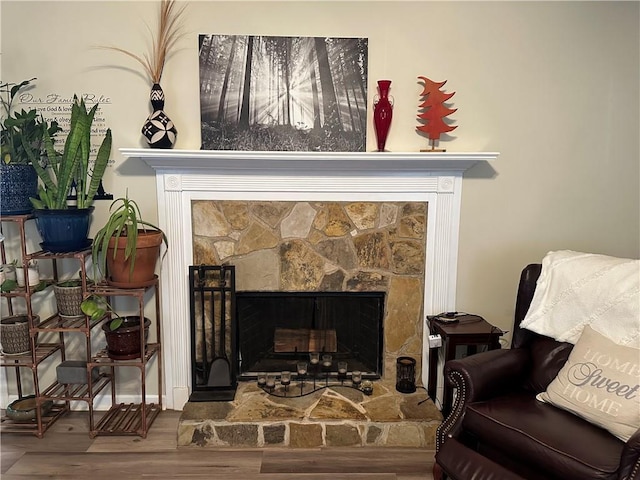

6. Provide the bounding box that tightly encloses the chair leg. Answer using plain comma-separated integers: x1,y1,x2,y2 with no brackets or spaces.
433,462,445,480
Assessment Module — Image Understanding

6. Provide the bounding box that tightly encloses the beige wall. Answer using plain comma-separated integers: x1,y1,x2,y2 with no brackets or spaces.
2,1,638,342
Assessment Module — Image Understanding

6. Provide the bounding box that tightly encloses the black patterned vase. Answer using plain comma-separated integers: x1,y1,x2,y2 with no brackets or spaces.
141,83,177,149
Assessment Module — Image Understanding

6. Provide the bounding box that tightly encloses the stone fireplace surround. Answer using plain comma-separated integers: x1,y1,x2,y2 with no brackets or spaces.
193,198,427,384
121,149,497,410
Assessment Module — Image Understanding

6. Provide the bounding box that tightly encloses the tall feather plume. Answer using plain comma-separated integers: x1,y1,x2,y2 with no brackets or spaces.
98,0,186,84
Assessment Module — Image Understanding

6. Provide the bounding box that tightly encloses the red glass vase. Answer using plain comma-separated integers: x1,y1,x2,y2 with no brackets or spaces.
373,80,393,152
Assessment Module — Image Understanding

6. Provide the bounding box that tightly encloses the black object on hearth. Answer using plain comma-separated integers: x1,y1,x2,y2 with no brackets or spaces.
396,356,416,393
188,264,237,402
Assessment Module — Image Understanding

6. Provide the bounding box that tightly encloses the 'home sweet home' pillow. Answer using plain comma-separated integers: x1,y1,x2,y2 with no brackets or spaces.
537,325,640,442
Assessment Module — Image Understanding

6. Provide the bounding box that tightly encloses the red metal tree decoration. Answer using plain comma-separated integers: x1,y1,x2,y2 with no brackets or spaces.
416,76,457,151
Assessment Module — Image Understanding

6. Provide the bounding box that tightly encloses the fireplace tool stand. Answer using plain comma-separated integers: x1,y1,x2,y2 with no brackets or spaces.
188,264,237,402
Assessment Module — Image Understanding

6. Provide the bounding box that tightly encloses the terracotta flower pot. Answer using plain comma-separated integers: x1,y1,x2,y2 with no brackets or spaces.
106,230,163,288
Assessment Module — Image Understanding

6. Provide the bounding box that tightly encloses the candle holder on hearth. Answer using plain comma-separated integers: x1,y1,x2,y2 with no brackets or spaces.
297,361,308,393
337,361,348,384
321,354,332,386
360,379,373,395
266,374,277,392
309,352,320,367
257,357,376,399
396,356,417,393
308,353,319,381
321,354,332,369
281,370,291,395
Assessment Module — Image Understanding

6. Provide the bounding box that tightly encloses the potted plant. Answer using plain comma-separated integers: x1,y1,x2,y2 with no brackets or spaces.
25,95,112,253
0,264,17,292
0,314,40,355
80,295,150,360
0,78,60,215
92,194,167,288
53,276,89,318
13,259,40,287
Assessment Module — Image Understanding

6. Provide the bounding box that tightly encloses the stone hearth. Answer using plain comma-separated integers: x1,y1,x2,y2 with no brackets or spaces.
178,380,442,448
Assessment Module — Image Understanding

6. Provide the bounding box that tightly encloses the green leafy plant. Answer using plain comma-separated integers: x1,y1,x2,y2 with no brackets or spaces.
56,273,93,288
10,258,35,268
92,193,168,279
56,278,83,288
0,279,18,292
1,277,47,292
25,95,112,209
80,295,123,331
32,282,48,293
0,78,60,165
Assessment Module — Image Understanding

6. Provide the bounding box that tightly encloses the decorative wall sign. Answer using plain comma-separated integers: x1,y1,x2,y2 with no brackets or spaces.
416,77,457,152
20,91,115,200
20,92,114,164
199,35,368,152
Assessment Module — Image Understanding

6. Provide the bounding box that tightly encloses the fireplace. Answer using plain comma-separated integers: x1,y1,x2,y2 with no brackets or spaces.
236,291,385,378
124,149,498,409
191,198,427,389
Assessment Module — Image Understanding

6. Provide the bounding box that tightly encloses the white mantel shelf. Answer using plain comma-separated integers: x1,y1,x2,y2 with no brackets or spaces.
121,147,499,410
121,148,498,174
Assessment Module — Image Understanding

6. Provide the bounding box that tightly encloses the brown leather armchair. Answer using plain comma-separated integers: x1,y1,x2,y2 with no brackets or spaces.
434,264,640,480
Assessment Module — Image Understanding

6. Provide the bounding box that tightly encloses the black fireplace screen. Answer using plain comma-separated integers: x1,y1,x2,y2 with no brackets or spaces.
236,291,385,379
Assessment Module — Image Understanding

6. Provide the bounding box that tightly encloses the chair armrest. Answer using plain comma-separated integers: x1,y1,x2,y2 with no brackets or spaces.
446,347,531,402
435,348,530,451
619,428,640,480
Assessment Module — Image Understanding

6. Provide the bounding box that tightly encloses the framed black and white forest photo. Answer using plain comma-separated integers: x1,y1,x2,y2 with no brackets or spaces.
198,35,368,152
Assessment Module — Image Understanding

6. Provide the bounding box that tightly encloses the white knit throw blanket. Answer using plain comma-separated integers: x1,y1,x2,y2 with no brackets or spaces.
521,250,640,346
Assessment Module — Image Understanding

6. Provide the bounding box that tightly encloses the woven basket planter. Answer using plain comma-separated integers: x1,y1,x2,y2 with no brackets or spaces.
0,315,39,355
53,281,84,318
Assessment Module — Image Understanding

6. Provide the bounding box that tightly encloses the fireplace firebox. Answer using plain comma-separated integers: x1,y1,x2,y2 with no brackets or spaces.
236,291,384,380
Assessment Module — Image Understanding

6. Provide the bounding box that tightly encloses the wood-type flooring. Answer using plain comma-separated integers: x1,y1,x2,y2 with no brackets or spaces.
1,410,436,479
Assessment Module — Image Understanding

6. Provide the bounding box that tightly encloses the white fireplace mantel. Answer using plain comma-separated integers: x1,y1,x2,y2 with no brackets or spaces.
121,149,498,409
121,149,496,173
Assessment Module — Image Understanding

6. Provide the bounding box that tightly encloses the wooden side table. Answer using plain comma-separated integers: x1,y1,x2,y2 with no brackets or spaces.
427,315,503,416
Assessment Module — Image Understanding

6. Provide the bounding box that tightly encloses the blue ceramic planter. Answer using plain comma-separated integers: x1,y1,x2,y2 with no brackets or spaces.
34,207,94,253
0,164,38,216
